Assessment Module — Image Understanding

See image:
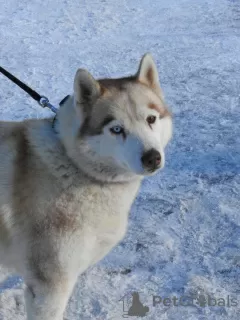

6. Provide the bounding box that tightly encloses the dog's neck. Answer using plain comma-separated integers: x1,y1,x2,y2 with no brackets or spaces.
53,96,142,184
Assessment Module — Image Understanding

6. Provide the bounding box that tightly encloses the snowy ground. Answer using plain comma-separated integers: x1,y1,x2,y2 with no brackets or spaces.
0,0,240,319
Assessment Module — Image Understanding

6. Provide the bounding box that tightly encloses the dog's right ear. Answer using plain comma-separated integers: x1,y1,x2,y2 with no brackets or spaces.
74,69,102,106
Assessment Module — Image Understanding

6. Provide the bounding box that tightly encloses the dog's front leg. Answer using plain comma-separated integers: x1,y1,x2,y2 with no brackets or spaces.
24,278,75,320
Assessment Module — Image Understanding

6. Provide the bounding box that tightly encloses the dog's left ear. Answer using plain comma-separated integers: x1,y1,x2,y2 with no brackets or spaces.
136,53,163,98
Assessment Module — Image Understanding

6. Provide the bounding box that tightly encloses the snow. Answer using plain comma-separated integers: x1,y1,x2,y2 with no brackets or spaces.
0,0,240,319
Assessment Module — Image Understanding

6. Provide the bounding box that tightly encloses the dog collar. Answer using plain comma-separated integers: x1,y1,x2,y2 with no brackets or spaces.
52,95,70,131
59,95,70,106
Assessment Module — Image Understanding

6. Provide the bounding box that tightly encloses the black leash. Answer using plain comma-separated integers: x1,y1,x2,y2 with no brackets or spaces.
0,65,58,113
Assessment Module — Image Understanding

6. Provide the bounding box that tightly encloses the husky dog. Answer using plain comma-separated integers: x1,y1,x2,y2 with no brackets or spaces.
0,54,172,319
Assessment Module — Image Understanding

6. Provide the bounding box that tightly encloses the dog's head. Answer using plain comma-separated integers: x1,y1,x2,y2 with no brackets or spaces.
60,54,172,182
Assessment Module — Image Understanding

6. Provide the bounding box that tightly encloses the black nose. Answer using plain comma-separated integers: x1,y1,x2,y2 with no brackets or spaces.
141,149,161,171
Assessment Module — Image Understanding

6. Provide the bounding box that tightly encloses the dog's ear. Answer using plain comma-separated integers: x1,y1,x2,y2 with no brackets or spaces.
136,53,163,98
74,69,102,106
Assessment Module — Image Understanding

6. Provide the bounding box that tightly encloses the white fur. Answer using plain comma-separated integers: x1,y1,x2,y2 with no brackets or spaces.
0,54,172,320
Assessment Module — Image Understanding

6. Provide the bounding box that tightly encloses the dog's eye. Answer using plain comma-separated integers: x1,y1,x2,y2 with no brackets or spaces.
110,125,124,135
147,115,156,125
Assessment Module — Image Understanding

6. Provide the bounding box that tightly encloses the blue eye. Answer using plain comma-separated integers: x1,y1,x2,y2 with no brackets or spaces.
110,125,124,135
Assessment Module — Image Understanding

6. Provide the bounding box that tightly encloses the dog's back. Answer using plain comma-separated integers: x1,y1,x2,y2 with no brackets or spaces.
0,121,22,210
0,119,65,272
0,121,23,262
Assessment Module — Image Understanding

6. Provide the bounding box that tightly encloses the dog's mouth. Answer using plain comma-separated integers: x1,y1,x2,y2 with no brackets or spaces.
120,159,162,176
150,165,161,173
143,165,161,175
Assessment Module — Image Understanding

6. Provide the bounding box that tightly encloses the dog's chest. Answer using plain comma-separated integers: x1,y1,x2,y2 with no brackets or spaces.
70,181,139,233
57,180,140,267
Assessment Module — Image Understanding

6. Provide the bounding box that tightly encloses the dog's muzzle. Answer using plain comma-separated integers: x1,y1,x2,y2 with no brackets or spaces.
141,148,161,172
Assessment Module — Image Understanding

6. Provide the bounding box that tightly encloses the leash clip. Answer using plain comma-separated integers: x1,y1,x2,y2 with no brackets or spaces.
39,96,58,114
38,96,49,107
0,66,59,114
